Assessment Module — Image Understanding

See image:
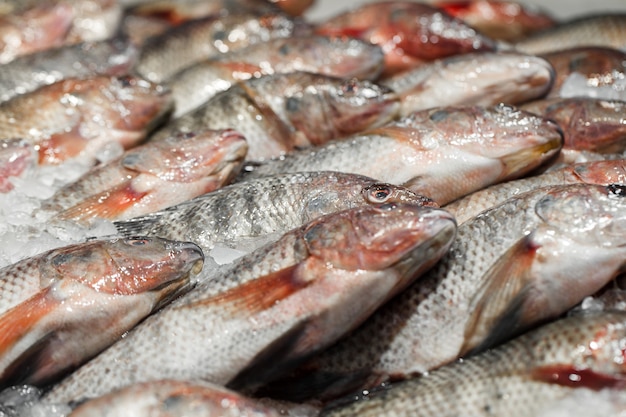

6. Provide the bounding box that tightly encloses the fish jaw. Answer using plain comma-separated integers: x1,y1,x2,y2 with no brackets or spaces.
0,139,34,192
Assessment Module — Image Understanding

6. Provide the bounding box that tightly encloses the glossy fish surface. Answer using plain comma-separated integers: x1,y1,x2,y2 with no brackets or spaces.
40,129,247,223
322,311,626,417
265,183,626,401
0,75,172,165
0,237,203,388
114,171,436,254
243,104,562,205
45,203,457,403
152,72,399,161
167,35,385,117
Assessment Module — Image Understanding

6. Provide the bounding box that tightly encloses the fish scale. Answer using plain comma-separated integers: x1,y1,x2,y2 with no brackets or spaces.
113,171,433,254
44,203,457,404
321,312,626,417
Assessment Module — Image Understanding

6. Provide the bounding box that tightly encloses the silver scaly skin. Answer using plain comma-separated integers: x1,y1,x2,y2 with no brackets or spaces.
264,183,626,401
112,171,436,255
243,104,562,205
44,203,457,404
322,311,626,417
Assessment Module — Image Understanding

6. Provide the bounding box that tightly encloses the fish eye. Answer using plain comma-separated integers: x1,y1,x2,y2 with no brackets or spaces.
365,184,393,203
608,184,626,197
429,110,449,122
118,76,134,88
341,80,357,95
125,238,149,246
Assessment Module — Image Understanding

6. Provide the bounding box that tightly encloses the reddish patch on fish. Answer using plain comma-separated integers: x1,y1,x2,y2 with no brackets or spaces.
189,265,310,313
531,365,626,390
37,128,86,165
0,289,56,363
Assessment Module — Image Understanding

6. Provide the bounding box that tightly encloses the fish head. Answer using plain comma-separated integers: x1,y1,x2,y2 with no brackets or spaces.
573,160,626,185
38,237,203,299
415,104,563,180
303,203,456,273
122,129,248,183
104,75,174,137
286,78,400,145
79,36,139,76
534,183,626,249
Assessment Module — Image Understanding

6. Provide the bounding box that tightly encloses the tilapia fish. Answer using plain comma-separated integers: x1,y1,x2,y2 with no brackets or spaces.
0,36,137,102
167,35,385,117
542,47,626,99
67,379,289,417
321,311,626,417
151,72,399,161
44,203,457,404
0,2,73,64
521,97,626,165
516,14,626,55
0,75,172,165
40,129,247,223
243,104,562,205
315,0,496,75
445,159,626,224
0,138,34,193
436,0,556,42
264,183,626,401
381,51,554,116
0,237,203,388
135,11,310,83
113,171,436,254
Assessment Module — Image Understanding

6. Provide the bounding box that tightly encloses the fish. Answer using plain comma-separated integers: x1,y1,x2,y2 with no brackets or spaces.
515,14,626,55
541,47,626,99
64,0,123,44
521,97,626,166
320,311,626,417
381,52,554,117
135,11,311,83
0,138,35,193
315,1,496,75
242,104,562,205
0,75,173,165
435,0,556,42
67,379,288,417
44,202,457,404
166,35,385,117
0,237,203,388
445,159,626,224
0,2,74,64
0,36,137,103
151,72,399,161
262,183,626,402
113,171,437,254
39,129,247,223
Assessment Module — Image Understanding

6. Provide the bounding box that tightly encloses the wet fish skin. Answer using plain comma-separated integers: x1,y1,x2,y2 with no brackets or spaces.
44,203,457,404
315,1,496,75
167,35,385,117
265,183,626,402
113,171,437,254
0,36,137,103
135,11,311,83
64,0,123,44
382,52,554,117
0,75,173,165
40,129,247,223
435,0,556,42
516,14,626,55
321,311,626,417
243,104,562,205
541,47,626,99
445,159,626,224
0,2,74,64
153,72,399,161
0,237,203,388
67,379,285,417
0,138,34,193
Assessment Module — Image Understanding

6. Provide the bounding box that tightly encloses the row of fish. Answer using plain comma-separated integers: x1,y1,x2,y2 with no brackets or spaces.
0,0,626,416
